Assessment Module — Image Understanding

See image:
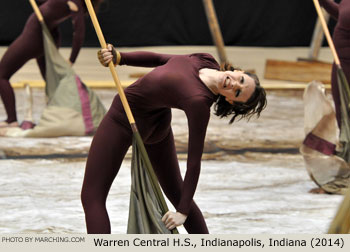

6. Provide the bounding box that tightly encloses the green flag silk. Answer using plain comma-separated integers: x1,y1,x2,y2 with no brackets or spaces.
327,68,350,234
127,134,179,234
127,136,171,234
328,186,350,234
41,22,105,134
337,68,350,162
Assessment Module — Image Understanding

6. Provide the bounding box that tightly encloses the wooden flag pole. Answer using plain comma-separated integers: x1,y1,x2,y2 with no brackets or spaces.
312,0,341,66
307,13,329,61
29,0,44,23
202,0,228,64
84,0,136,125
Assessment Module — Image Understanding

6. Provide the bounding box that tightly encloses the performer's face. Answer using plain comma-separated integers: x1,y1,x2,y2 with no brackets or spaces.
218,70,256,104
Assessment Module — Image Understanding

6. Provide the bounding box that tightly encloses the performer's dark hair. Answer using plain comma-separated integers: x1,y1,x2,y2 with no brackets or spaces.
213,62,267,124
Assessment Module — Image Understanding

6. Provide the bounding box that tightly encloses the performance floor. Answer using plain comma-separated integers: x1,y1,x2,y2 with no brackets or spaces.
0,46,344,234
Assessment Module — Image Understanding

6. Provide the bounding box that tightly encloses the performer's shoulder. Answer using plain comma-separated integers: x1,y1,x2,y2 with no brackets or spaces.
189,53,220,69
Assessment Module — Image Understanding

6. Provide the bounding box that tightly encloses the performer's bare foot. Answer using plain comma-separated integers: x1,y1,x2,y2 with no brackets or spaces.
309,187,327,194
0,121,19,128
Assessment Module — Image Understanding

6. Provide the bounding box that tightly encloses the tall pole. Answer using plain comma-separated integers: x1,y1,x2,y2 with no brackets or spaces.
202,0,228,64
307,12,330,60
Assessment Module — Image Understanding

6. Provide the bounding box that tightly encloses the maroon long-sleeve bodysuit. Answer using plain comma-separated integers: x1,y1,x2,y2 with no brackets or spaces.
319,0,350,128
81,51,220,234
0,0,85,123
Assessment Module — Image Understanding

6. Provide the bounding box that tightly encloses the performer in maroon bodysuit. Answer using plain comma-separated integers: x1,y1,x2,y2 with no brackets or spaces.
0,0,102,127
81,45,267,234
319,0,350,128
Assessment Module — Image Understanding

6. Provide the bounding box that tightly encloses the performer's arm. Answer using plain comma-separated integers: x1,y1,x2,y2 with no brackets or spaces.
68,1,86,64
176,96,211,216
98,44,176,68
119,51,176,67
319,0,339,20
161,96,210,230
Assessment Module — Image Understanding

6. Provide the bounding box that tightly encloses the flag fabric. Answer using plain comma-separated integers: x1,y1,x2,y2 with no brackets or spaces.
336,68,350,162
327,68,350,233
127,136,172,234
300,81,350,194
328,187,350,234
2,23,105,137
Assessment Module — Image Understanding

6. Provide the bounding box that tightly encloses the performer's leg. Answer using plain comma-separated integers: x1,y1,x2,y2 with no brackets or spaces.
145,130,209,234
331,63,341,128
0,30,42,123
0,38,29,123
81,113,132,234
